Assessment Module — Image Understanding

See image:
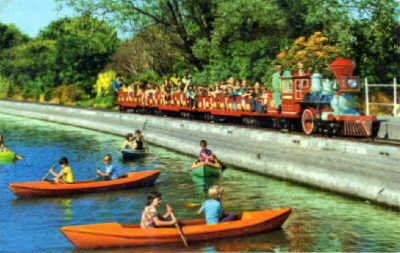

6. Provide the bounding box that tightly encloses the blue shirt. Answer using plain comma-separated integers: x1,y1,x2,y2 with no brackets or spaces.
105,164,118,179
200,199,223,224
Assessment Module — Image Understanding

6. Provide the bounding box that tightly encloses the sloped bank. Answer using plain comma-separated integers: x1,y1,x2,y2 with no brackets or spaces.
0,99,399,209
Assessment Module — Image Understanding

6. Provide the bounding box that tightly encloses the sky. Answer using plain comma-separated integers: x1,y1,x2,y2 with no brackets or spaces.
0,0,75,38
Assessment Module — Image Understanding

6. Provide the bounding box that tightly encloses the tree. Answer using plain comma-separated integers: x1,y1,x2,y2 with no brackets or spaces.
0,23,30,53
39,16,119,94
0,40,57,99
56,0,216,71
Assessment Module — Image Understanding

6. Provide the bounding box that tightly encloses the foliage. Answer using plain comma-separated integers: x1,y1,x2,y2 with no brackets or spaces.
0,75,13,98
39,16,119,94
93,70,116,97
51,85,86,105
76,95,116,109
0,40,58,98
275,32,343,77
0,23,30,53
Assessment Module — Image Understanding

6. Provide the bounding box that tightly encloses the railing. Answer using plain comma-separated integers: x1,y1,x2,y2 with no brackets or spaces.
365,78,400,116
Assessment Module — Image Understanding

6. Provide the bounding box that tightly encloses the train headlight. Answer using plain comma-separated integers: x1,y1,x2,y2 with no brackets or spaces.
347,79,358,88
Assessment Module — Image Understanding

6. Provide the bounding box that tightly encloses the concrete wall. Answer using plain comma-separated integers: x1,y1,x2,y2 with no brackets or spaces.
0,100,399,209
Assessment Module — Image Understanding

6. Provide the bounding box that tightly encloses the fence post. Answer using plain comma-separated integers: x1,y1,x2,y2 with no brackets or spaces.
365,78,369,115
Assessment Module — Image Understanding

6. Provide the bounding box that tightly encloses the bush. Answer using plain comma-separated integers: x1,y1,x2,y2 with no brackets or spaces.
76,95,116,109
51,85,86,105
0,75,13,98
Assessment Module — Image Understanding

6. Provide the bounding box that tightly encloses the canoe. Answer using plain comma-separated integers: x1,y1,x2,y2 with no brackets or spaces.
0,151,16,161
61,208,291,249
121,149,147,160
191,160,221,177
8,170,160,198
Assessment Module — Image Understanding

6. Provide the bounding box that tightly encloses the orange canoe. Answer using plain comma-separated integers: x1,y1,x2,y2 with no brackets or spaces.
61,208,291,249
8,170,160,198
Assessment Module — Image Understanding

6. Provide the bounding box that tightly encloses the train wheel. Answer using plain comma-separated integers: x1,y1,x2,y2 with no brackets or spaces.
301,109,316,134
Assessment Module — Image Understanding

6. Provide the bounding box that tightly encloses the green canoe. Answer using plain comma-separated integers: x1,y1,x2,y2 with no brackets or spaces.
191,160,221,177
0,151,16,161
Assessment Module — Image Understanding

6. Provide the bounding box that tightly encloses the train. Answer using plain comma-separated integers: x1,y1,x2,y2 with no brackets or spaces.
115,58,380,137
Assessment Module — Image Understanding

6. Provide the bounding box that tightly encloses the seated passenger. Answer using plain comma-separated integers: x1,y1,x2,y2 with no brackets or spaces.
199,140,215,163
132,129,146,151
0,134,8,151
197,185,237,224
96,154,118,181
121,133,135,150
141,191,177,228
49,157,75,184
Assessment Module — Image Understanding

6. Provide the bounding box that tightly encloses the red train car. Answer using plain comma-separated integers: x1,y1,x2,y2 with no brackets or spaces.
115,58,380,137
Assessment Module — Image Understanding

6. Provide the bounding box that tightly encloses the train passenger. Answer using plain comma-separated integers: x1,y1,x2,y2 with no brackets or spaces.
141,191,177,228
271,63,291,110
96,154,118,181
186,85,197,108
170,72,180,85
49,157,75,184
182,71,192,92
197,185,237,224
293,61,312,77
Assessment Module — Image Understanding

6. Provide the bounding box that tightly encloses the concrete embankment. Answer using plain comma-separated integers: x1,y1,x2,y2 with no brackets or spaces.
0,99,399,209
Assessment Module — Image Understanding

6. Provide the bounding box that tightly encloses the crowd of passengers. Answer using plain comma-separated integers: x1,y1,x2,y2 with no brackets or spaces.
115,72,269,113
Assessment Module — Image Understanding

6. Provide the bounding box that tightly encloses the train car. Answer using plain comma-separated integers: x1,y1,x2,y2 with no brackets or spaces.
115,58,380,137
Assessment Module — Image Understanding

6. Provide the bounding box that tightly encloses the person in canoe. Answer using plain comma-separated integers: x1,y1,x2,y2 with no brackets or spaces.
0,134,9,151
49,157,75,184
121,133,135,150
197,185,237,224
140,191,177,228
194,140,226,170
132,129,146,151
96,154,118,181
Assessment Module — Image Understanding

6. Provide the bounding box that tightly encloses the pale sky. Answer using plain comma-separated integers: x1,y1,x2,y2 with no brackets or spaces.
0,0,75,37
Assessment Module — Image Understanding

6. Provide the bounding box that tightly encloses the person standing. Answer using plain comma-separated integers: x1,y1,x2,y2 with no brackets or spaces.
112,74,122,97
271,63,291,111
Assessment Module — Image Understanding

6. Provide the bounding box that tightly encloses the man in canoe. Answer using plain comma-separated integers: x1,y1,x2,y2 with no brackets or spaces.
141,191,177,228
96,154,118,181
49,157,75,184
0,134,9,151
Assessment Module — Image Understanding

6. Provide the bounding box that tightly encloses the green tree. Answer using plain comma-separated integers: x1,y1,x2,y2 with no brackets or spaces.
39,16,119,94
0,40,57,99
0,23,30,53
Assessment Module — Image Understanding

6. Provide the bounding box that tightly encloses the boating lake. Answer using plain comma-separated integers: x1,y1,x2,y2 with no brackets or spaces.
0,113,399,252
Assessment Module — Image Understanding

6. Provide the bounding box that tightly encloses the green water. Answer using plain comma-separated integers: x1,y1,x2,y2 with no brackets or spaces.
0,113,399,252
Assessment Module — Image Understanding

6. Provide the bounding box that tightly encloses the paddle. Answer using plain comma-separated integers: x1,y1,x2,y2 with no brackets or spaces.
183,202,202,209
15,154,23,160
167,206,188,247
42,164,56,181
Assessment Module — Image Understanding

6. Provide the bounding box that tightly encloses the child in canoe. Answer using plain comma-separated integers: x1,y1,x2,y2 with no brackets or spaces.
121,133,135,149
197,140,226,170
49,157,75,184
141,191,177,228
0,134,9,152
197,185,237,224
96,154,118,181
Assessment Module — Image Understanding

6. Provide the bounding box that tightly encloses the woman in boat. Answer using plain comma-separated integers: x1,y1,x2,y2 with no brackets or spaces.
49,157,75,184
197,185,237,224
96,154,118,181
140,191,177,228
121,133,135,150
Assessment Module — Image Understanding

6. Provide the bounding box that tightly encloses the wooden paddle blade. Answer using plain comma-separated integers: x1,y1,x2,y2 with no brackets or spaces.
183,203,202,209
15,155,23,160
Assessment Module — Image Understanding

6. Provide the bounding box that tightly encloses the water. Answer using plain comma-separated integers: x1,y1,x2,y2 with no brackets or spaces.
0,113,399,252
